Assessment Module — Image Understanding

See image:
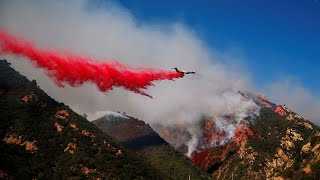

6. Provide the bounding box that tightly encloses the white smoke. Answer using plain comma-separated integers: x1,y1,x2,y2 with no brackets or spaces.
0,0,259,155
186,125,201,157
265,78,320,125
87,110,128,120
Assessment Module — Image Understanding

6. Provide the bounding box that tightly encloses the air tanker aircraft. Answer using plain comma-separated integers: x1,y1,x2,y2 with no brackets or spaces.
173,67,196,76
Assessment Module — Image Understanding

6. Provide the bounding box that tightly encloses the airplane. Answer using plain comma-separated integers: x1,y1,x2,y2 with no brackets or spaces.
173,68,196,76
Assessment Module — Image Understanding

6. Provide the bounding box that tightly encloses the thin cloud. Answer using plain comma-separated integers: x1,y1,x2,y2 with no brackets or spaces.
265,78,320,125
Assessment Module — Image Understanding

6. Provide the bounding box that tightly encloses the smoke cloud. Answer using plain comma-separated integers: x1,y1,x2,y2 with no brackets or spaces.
0,29,183,98
0,0,259,155
265,78,320,125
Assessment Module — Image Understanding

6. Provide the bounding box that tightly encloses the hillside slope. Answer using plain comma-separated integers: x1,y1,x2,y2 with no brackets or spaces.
0,59,160,179
194,108,320,179
93,115,210,179
159,92,320,179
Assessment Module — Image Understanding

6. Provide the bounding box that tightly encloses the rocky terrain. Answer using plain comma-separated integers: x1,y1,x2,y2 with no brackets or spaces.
159,92,320,179
93,114,210,179
0,59,161,179
92,90,320,179
1,58,319,179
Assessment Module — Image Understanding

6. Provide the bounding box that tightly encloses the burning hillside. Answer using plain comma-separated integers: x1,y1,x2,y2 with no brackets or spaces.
155,91,312,164
156,91,320,179
156,90,260,158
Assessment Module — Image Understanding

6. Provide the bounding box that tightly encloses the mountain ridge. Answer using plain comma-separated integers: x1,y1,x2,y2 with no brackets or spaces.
92,94,320,179
0,59,161,179
1,58,319,179
157,91,320,179
92,113,210,179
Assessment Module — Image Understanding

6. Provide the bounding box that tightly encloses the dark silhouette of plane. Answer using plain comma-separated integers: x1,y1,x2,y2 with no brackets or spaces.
173,68,196,76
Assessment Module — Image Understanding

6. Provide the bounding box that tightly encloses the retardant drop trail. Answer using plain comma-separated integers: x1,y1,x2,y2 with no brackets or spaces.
0,29,184,98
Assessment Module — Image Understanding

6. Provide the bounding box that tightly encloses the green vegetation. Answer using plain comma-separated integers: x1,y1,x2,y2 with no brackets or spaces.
139,145,209,179
247,108,320,179
209,107,320,179
0,59,160,179
93,113,210,179
2,59,318,179
248,108,292,154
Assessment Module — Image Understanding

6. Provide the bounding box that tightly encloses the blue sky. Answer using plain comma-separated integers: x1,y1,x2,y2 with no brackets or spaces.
110,0,320,94
0,0,318,122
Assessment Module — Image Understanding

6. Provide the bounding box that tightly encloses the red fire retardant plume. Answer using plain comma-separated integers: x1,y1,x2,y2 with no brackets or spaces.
0,30,183,98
